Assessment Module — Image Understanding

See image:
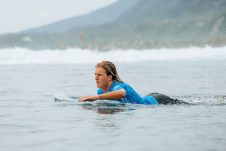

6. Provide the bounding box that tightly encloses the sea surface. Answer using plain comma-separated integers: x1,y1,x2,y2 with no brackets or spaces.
0,47,226,151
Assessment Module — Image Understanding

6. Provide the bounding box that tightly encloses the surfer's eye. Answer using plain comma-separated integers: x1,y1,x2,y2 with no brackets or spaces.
95,73,101,77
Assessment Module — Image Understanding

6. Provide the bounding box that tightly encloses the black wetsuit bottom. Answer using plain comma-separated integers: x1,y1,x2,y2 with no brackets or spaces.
147,92,188,105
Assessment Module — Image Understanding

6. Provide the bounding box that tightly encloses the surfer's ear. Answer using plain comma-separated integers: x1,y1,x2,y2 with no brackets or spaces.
108,75,112,81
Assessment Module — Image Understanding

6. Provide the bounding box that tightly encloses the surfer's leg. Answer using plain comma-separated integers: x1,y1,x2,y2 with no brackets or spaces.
147,92,188,105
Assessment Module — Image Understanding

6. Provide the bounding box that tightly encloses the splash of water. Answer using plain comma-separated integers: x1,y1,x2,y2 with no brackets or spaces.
1,46,226,65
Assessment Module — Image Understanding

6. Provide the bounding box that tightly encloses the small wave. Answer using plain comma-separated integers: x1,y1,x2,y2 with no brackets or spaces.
177,95,226,105
53,94,226,114
1,46,226,65
54,94,226,106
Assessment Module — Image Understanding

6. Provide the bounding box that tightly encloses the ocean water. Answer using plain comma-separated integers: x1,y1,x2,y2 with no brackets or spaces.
0,47,226,151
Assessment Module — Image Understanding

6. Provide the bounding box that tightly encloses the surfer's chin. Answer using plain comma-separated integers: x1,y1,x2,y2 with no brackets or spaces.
96,84,100,88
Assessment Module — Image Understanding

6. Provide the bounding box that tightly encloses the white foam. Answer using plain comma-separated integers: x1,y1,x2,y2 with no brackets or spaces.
0,46,226,64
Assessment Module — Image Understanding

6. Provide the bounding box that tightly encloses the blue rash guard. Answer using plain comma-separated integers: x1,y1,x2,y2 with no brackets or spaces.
97,81,158,105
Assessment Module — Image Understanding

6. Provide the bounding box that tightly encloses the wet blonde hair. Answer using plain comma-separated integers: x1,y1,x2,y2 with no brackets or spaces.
95,61,123,82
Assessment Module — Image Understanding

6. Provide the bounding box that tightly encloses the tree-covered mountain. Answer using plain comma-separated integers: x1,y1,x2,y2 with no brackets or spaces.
0,0,225,50
22,0,138,34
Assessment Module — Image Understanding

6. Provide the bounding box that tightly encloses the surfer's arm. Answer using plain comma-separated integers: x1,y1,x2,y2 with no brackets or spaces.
99,89,126,100
79,89,126,102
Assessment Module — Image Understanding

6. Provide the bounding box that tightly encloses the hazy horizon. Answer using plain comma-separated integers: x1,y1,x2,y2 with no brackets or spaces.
0,0,117,34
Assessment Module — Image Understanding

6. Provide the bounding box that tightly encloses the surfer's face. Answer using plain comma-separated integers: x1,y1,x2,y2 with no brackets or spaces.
95,67,112,91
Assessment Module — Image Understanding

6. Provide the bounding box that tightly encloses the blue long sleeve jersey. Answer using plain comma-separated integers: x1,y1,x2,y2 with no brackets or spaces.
97,81,158,105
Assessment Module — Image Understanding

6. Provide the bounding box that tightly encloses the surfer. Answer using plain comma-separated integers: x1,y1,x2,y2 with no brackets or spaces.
79,61,187,105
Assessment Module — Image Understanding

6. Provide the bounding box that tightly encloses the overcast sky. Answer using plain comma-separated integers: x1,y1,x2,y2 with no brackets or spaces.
0,0,117,34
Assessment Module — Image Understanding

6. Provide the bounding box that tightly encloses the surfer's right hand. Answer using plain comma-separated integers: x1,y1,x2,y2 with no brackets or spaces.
79,96,98,102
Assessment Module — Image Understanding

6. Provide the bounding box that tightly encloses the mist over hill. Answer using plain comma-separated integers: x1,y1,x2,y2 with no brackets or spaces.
22,0,138,34
0,0,225,50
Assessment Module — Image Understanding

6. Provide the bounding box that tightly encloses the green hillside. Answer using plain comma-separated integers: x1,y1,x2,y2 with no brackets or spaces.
0,0,226,50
